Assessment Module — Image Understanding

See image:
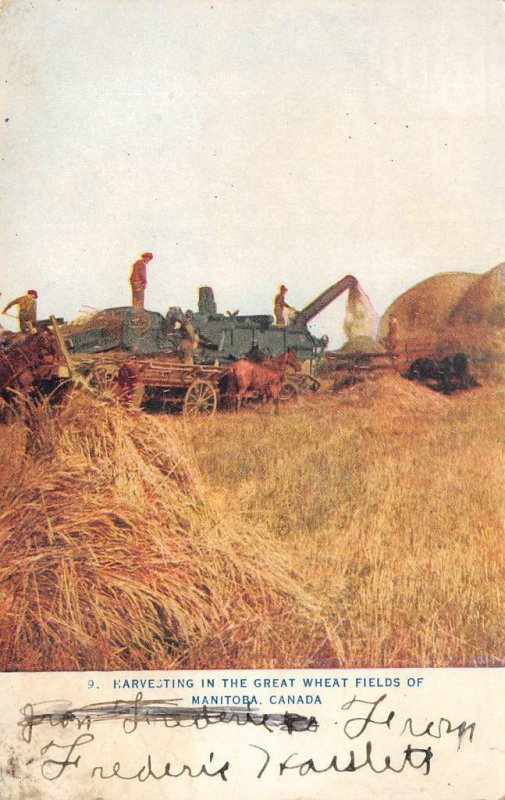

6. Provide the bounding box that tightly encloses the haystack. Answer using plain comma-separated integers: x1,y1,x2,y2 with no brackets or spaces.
379,264,505,379
449,263,505,326
446,264,505,378
0,393,313,671
379,272,478,341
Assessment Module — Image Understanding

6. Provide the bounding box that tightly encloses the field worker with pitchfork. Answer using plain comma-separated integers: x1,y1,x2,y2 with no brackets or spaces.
2,289,38,333
129,251,153,309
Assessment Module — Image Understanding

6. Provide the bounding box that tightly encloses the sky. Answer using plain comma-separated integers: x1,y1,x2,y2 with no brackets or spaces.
1,0,504,345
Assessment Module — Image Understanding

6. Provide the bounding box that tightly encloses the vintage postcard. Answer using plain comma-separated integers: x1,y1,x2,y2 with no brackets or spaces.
0,0,504,797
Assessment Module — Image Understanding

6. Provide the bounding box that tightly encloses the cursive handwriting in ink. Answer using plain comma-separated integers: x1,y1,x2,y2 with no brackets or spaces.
401,716,476,750
277,741,433,776
340,694,476,751
250,744,270,779
91,751,230,782
19,694,318,742
341,694,395,739
21,701,94,744
40,733,95,780
19,692,477,788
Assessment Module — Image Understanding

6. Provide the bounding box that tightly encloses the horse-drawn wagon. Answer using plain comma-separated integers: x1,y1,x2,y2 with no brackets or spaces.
50,347,228,416
118,357,229,416
0,324,310,418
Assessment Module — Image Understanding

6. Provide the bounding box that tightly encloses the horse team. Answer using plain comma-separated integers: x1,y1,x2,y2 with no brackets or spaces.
228,349,301,412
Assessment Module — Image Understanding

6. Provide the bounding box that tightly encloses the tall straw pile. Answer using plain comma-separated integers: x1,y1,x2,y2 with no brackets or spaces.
379,271,478,341
0,393,315,671
379,264,505,380
447,264,505,379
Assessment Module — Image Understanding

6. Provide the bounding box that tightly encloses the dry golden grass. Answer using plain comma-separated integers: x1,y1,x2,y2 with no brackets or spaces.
185,374,505,667
0,373,503,670
0,392,318,671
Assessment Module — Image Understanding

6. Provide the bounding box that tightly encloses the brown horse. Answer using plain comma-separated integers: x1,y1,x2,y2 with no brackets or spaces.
230,348,301,412
0,331,59,404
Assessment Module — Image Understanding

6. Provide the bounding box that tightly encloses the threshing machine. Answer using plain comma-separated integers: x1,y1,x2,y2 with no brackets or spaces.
63,275,358,367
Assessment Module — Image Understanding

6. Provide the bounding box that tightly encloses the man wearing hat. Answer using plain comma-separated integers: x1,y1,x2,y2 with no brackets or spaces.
177,310,198,364
273,285,295,326
129,252,153,309
2,289,38,333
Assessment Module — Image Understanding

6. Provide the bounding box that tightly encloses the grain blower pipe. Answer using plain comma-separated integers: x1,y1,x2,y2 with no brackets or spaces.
293,275,358,327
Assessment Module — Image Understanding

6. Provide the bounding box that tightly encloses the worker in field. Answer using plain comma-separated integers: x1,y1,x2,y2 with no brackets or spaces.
386,314,399,367
129,251,153,308
386,315,399,350
2,289,38,333
178,310,198,364
273,285,295,326
118,359,140,406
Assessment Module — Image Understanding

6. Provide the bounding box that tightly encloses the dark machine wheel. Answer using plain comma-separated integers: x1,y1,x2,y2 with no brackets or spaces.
183,379,218,416
279,381,299,403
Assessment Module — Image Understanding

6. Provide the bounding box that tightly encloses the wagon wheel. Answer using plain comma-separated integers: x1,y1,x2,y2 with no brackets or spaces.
183,379,218,416
279,381,299,403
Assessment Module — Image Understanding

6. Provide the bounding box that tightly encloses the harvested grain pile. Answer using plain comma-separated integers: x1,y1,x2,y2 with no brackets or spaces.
335,371,449,416
0,393,314,671
379,264,505,380
445,264,505,379
450,263,505,326
379,272,478,341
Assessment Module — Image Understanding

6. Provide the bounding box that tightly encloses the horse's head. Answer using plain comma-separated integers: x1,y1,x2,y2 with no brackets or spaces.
284,348,302,372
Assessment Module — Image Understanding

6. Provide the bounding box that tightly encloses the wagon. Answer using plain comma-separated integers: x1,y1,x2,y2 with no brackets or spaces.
66,352,228,416
127,358,228,416
318,350,397,391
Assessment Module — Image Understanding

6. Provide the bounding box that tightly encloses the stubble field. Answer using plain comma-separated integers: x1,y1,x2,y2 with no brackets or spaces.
0,373,503,670
184,374,505,668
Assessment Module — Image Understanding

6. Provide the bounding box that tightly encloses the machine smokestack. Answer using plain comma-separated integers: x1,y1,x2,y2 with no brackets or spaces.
198,287,217,316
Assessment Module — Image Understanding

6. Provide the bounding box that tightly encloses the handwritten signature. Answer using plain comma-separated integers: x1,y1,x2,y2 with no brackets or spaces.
17,693,477,784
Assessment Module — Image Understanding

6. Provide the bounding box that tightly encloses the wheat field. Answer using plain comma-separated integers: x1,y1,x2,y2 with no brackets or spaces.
0,373,503,670
184,374,505,668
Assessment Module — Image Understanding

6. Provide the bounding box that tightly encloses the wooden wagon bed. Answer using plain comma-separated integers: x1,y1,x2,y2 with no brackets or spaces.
69,352,230,415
